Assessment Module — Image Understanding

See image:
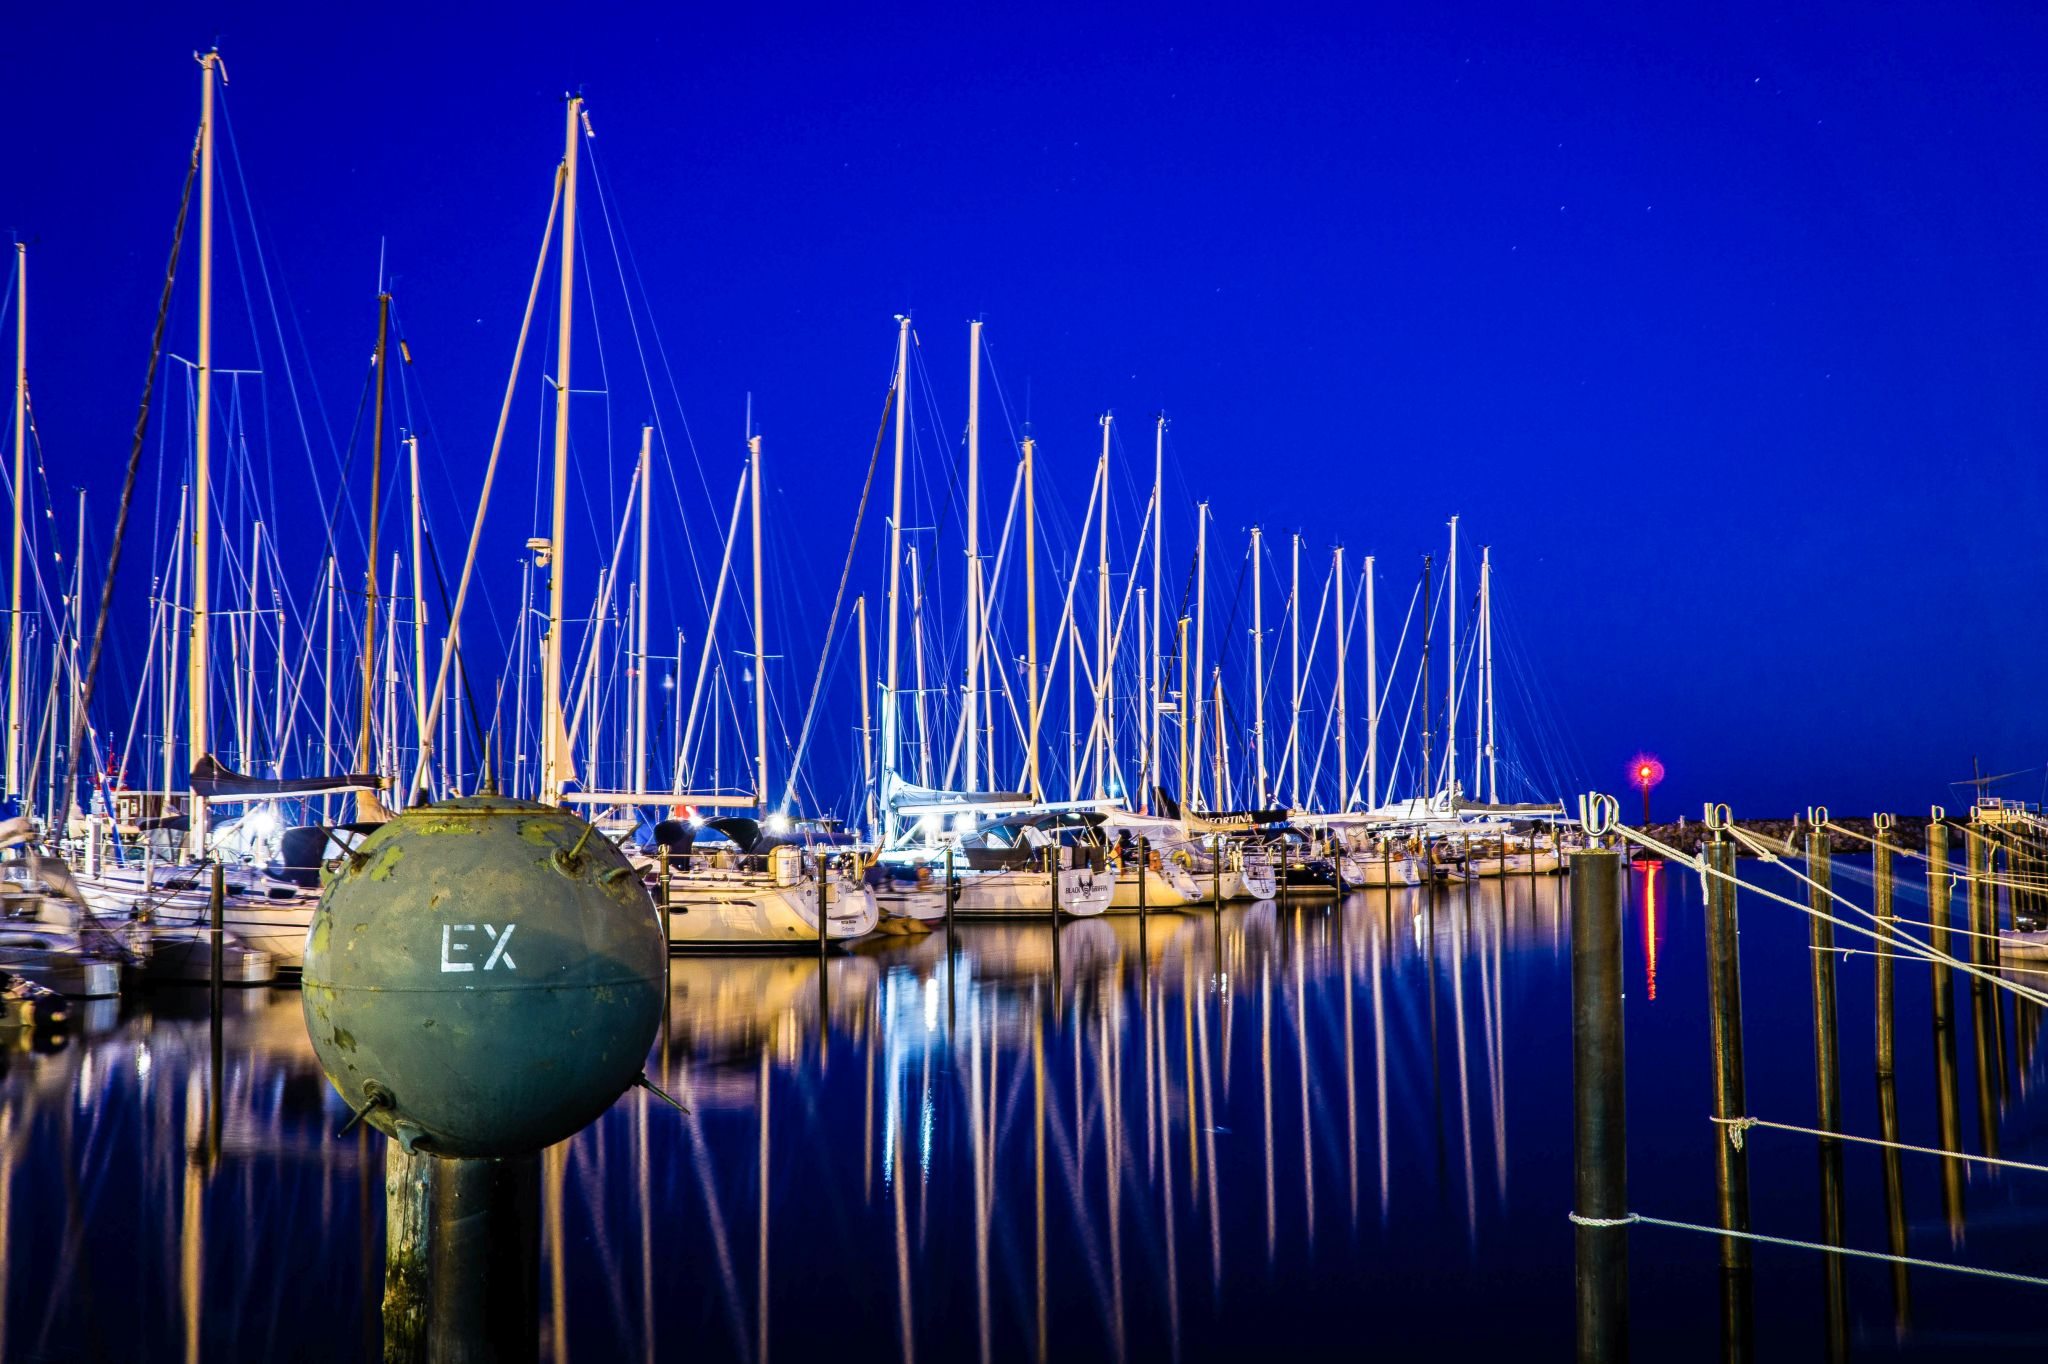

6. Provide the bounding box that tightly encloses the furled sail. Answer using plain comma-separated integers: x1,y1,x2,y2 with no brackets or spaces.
191,754,384,802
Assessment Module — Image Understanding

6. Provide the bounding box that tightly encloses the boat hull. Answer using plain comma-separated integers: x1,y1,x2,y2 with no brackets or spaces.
660,871,878,948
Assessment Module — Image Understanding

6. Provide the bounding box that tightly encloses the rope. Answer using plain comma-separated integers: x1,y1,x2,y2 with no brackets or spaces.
1640,821,2048,1008
1566,1212,1637,1228
1570,1211,2048,1288
1709,1114,2048,1176
1827,817,2048,896
1820,945,2048,975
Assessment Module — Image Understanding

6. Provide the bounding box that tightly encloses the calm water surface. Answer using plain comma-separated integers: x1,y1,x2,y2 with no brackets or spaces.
2,859,2045,1360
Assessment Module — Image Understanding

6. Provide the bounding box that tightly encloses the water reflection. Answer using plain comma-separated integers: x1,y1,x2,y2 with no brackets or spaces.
3,866,2047,1358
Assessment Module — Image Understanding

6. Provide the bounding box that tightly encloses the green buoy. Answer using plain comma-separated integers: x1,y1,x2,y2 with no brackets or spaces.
303,795,664,1158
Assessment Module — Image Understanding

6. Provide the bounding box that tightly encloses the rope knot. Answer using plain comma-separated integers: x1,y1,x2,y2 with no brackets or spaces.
1710,1114,1760,1151
1567,1211,1640,1229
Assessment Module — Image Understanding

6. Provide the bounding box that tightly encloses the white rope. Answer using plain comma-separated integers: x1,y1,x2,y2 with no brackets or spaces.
1621,821,2048,1009
1566,1212,1637,1228
1580,1211,2048,1288
1709,1113,2048,1176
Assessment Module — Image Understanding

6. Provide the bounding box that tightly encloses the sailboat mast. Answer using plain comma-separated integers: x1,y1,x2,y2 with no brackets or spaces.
187,52,220,852
1192,501,1207,811
1176,616,1189,814
409,434,426,799
321,554,334,823
1149,416,1163,811
386,552,402,784
7,242,23,802
1419,555,1433,802
912,545,931,787
1445,514,1458,801
1023,436,1039,802
356,294,391,819
964,320,981,793
540,93,582,807
857,594,874,837
1364,554,1377,811
1093,413,1111,798
1210,668,1225,812
750,434,768,808
1250,526,1264,805
634,424,651,793
1289,532,1300,809
1334,544,1346,815
882,316,910,834
1482,546,1496,804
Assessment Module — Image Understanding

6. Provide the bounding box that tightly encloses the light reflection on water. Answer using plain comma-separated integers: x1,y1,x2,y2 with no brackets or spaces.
2,863,2046,1360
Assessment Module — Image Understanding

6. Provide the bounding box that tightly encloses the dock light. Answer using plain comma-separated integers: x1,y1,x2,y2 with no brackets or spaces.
765,812,791,836
1629,754,1665,832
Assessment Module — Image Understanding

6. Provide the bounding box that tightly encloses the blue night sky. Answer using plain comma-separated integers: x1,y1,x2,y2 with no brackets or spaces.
8,2,2048,820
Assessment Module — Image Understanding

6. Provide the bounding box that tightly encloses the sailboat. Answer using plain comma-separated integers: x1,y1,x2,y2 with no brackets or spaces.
863,319,1111,918
446,105,876,947
44,53,385,974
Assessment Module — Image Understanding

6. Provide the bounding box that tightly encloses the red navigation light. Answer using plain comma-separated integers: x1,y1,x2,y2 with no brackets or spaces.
1629,754,1665,790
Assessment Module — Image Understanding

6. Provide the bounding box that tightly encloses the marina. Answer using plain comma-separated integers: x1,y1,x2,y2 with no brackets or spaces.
7,6,2048,1358
3,846,2048,1358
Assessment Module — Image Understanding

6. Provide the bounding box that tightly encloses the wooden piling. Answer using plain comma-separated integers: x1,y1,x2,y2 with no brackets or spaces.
817,853,830,962
1876,1072,1912,1336
1570,848,1628,1361
1930,815,1966,1237
1136,836,1149,924
1966,822,1989,968
1874,820,1895,1078
209,861,225,1167
428,1155,542,1363
1703,842,1750,1248
209,862,225,1007
945,844,957,934
1806,828,1842,1135
384,1143,433,1364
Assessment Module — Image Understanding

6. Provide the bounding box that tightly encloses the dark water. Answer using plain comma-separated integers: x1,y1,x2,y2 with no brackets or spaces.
2,858,2045,1361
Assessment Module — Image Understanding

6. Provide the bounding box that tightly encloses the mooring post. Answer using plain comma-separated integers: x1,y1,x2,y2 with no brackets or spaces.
1703,830,1753,1362
210,861,225,1006
1571,845,1629,1361
1927,810,1951,959
1805,817,1843,1134
1136,836,1149,924
1877,1069,1912,1334
1925,809,1966,1233
1874,814,1896,1078
657,845,672,948
817,853,831,962
1965,818,1989,967
1048,846,1061,923
209,861,225,1165
429,1155,543,1363
1213,840,1223,911
945,843,958,933
384,1142,433,1364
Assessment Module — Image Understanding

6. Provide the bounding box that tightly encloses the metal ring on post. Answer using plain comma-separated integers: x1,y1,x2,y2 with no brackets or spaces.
1874,812,1895,832
1808,805,1829,828
1578,792,1620,838
1931,804,1946,822
1703,803,1732,831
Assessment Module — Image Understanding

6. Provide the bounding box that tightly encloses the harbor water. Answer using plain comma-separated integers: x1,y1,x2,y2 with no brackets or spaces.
1,858,2044,1360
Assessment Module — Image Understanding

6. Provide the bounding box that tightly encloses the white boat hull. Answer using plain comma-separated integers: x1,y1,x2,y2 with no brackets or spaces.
660,870,878,947
1108,865,1204,910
